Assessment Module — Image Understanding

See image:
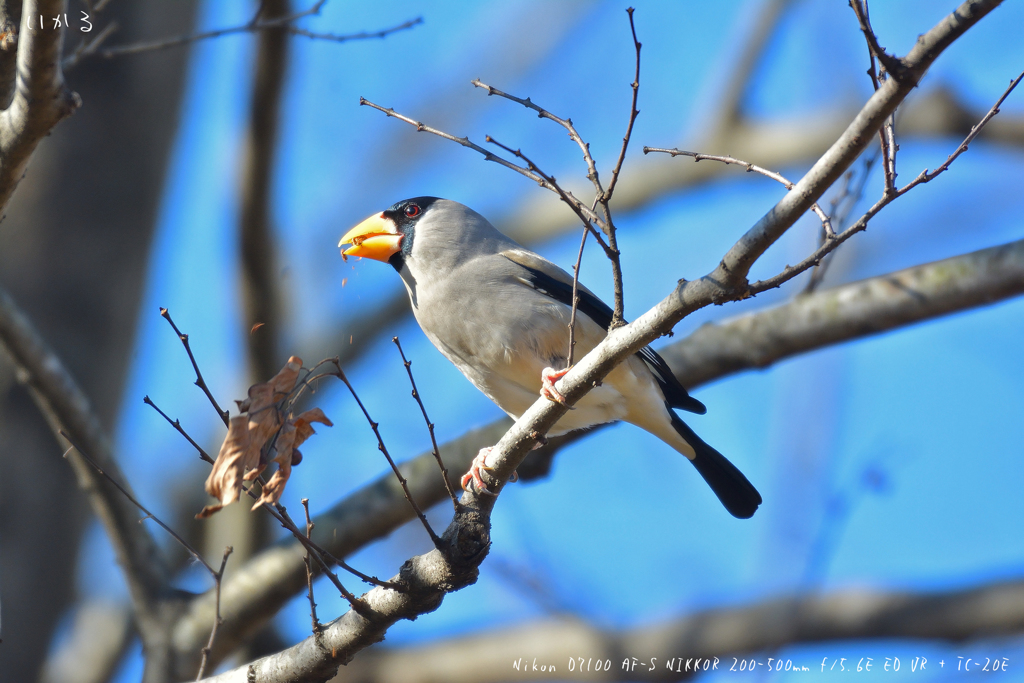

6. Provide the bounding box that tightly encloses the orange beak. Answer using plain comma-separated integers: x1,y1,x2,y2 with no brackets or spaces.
338,212,403,262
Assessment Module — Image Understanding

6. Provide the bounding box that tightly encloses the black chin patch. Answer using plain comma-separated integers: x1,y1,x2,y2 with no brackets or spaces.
388,251,404,272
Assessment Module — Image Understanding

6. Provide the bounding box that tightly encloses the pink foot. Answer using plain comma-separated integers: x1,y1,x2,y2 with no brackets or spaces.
460,447,518,494
540,366,571,406
461,447,496,495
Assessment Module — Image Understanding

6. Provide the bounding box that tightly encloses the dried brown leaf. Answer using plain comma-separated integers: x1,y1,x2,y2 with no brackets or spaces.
293,407,333,449
198,356,332,517
251,422,297,510
198,416,254,518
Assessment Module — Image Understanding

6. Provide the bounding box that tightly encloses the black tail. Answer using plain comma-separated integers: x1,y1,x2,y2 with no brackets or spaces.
668,407,762,519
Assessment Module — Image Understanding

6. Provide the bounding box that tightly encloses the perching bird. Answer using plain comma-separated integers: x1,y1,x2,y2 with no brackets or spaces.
339,197,761,518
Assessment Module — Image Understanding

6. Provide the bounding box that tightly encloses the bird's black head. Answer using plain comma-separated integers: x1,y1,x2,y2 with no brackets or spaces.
381,196,441,271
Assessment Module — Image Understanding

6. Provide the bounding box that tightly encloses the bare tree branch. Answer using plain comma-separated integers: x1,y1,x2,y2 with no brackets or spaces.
339,576,1024,683
283,17,422,43
714,0,792,127
40,600,133,683
331,361,442,547
671,254,1011,387
92,2,420,59
161,308,231,426
499,93,1024,251
240,0,290,383
61,429,216,576
196,547,233,681
300,499,323,638
0,0,79,214
642,147,834,236
0,284,170,618
393,336,459,509
359,97,604,226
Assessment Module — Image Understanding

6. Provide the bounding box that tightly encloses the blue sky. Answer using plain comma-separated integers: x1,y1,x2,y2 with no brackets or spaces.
77,1,1024,679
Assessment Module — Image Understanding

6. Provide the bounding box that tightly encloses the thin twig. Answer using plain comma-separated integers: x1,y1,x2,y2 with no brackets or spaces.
804,151,878,293
196,547,233,681
471,78,606,199
484,135,621,337
592,7,643,327
288,356,349,406
300,499,323,637
643,147,835,236
59,430,217,576
392,337,460,510
848,0,904,81
286,17,422,43
603,7,641,203
850,0,898,196
867,20,897,195
330,362,441,547
858,0,881,92
83,3,421,61
160,308,230,426
62,20,119,70
566,226,588,367
143,396,215,464
469,67,637,324
270,499,401,597
100,0,325,57
359,97,606,230
264,503,372,612
484,136,610,253
882,112,898,193
896,68,1024,190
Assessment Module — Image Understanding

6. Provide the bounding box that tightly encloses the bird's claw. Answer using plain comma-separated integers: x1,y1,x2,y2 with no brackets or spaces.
461,447,497,496
540,366,572,407
460,447,518,495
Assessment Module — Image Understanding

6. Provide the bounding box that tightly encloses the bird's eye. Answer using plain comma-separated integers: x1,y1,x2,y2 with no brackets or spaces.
405,204,421,218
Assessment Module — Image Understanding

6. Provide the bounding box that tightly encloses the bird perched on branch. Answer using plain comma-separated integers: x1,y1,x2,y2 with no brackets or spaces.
339,197,761,518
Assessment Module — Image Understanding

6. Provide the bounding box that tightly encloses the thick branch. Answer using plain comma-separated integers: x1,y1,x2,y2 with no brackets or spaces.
340,577,1024,683
0,0,79,213
0,285,169,615
240,0,289,382
663,237,1024,388
40,600,133,683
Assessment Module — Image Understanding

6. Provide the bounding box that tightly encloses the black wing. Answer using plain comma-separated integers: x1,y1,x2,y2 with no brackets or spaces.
513,261,706,415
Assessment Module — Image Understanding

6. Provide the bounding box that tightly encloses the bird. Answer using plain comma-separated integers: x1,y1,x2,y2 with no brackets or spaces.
338,197,762,518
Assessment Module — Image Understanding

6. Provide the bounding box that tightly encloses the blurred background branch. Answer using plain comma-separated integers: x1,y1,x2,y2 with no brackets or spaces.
337,576,1024,683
